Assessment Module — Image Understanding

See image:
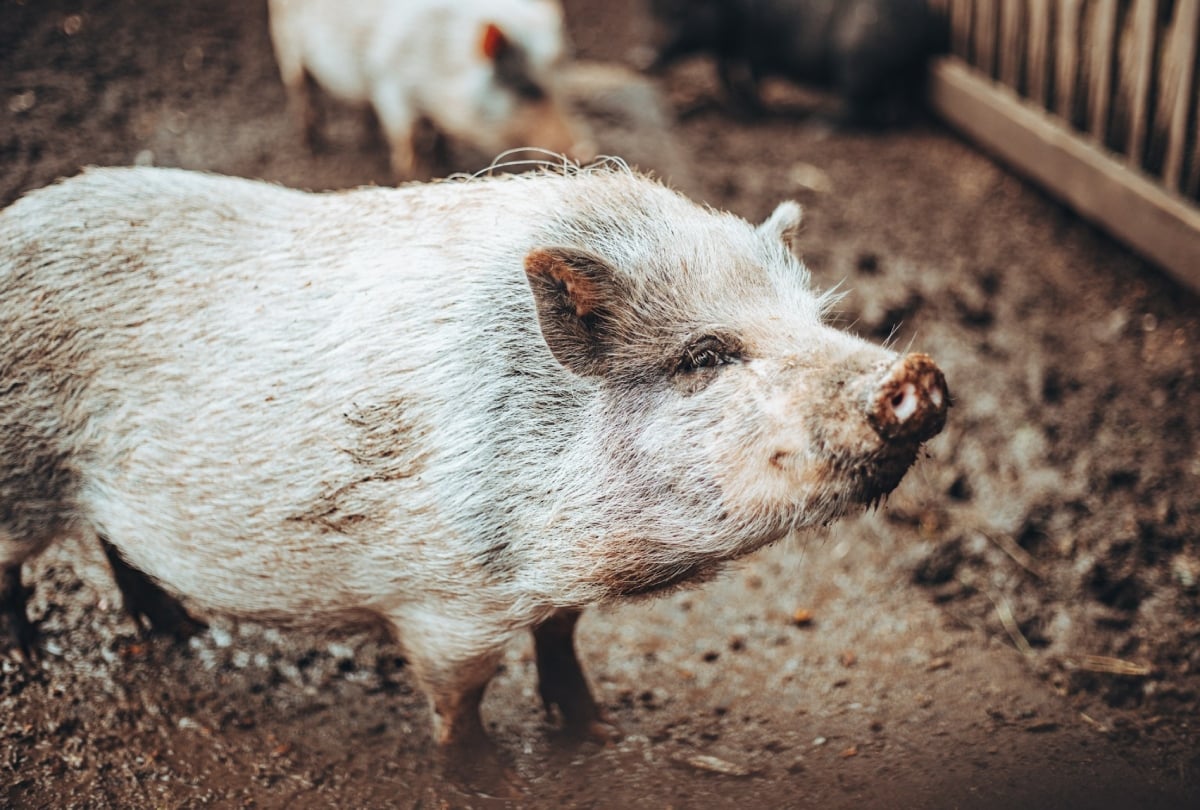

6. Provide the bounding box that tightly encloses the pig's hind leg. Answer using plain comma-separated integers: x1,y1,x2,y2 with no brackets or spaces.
99,535,206,642
0,438,72,662
369,83,428,180
272,36,325,150
533,608,621,743
1,563,37,663
286,70,329,149
716,57,765,118
833,48,920,129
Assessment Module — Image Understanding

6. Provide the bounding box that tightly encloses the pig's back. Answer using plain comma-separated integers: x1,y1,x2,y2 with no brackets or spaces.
0,168,547,618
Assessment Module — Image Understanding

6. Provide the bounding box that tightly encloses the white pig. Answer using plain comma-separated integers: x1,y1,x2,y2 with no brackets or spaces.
0,164,947,791
268,0,591,178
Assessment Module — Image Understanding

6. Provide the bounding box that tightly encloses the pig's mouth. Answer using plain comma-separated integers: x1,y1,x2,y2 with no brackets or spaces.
766,436,926,516
803,420,931,511
849,446,921,504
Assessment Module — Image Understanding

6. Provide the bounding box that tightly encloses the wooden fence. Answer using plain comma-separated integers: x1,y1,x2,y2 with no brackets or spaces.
927,0,1200,290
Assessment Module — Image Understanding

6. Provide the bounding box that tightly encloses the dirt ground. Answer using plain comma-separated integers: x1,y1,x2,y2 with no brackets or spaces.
2,0,1198,808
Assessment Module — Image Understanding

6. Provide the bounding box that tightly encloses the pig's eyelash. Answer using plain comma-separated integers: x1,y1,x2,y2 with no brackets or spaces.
674,334,742,375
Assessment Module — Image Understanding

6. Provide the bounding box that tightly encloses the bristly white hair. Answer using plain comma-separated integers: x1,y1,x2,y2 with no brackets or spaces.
449,149,635,183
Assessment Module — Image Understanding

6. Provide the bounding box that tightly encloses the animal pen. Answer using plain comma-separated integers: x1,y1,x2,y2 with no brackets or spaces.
926,0,1200,291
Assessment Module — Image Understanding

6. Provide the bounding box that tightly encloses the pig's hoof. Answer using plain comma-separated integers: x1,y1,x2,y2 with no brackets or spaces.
550,704,623,745
3,615,39,666
1,567,38,665
577,716,623,745
439,740,525,799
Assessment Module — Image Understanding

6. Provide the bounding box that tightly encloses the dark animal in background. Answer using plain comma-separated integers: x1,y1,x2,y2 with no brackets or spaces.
647,0,945,125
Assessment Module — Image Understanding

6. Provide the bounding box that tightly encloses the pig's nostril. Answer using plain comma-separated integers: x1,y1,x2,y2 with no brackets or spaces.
890,383,919,422
869,353,949,442
929,384,944,410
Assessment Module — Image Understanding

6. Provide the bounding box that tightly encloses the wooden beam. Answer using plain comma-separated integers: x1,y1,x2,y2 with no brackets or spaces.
929,57,1200,292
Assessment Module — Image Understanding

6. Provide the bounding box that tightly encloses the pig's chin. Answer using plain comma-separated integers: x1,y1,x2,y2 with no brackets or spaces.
847,445,923,507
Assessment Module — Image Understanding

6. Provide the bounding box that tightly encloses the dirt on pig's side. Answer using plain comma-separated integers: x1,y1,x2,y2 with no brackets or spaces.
1,0,1197,808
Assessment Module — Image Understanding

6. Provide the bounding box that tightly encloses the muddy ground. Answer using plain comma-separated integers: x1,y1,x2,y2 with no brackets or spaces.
1,0,1198,808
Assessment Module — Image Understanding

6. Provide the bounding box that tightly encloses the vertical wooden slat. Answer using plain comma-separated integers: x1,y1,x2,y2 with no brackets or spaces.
1162,0,1199,191
1188,110,1200,198
1027,0,1053,106
1125,0,1158,168
1057,0,1084,121
999,0,1026,93
1185,121,1195,200
951,0,974,61
1088,0,1119,140
975,0,999,78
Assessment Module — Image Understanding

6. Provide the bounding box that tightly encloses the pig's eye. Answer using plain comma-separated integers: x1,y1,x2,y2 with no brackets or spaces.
676,335,739,374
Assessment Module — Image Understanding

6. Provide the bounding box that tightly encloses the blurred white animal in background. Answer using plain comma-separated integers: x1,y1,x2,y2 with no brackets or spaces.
268,0,592,178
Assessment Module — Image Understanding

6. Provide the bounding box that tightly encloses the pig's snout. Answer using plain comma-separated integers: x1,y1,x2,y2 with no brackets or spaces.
868,353,949,444
565,134,597,167
501,98,595,167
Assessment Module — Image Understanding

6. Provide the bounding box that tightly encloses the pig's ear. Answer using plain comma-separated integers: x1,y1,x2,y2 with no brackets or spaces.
524,247,623,377
758,200,803,254
481,22,509,61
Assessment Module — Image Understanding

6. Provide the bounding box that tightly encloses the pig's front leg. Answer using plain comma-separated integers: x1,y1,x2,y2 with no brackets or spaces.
396,612,522,797
370,85,426,181
533,607,621,743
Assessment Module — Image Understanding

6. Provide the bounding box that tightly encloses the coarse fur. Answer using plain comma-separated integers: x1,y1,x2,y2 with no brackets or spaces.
268,0,588,177
0,164,946,768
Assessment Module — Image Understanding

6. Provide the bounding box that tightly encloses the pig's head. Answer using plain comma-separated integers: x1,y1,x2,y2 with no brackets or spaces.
523,180,948,594
458,8,592,165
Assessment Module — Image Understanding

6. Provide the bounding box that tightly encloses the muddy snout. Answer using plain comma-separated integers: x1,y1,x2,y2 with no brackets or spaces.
867,353,949,444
